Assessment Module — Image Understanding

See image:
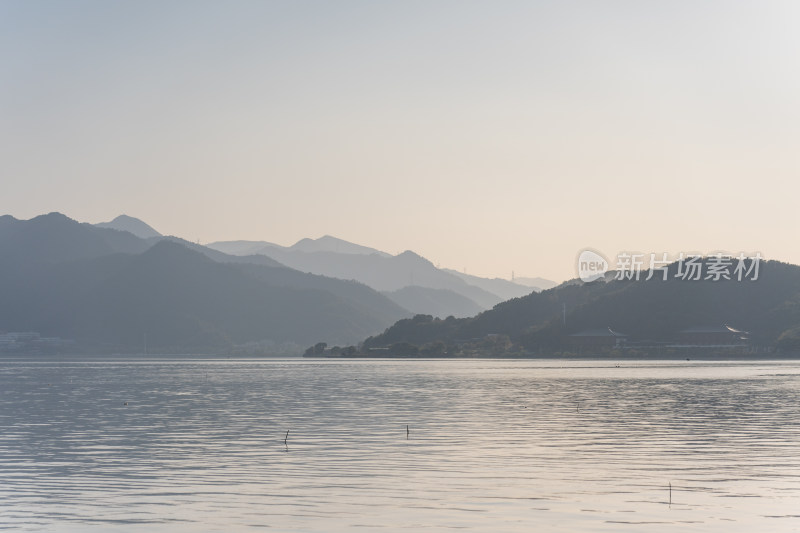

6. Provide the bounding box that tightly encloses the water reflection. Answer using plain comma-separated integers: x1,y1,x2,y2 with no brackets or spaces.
1,358,800,532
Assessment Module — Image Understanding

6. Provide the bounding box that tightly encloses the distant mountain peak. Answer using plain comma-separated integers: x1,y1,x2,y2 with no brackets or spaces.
395,250,428,262
95,215,161,239
291,237,318,247
289,235,388,256
34,212,73,223
111,214,140,223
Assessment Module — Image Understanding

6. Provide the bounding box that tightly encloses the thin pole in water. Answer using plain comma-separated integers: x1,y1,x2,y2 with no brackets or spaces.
285,430,289,445
406,425,409,439
669,482,672,506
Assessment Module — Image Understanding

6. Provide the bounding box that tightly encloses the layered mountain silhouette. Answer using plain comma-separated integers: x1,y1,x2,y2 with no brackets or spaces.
0,212,149,264
361,259,800,353
512,276,559,290
207,235,390,258
207,238,542,316
0,212,562,352
442,269,538,301
383,286,484,319
0,213,409,353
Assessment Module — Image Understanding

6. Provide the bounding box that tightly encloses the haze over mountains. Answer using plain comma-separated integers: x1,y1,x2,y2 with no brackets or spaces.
0,213,553,354
361,258,800,355
0,214,407,353
7,211,800,357
208,236,392,258
511,276,559,291
207,237,543,317
384,286,484,319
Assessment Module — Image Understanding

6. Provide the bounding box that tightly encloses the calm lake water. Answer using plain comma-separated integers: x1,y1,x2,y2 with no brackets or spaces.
2,358,800,532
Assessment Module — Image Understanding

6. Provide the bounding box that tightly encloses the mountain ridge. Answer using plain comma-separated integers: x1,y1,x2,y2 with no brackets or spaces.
0,213,410,353
95,214,162,239
207,239,537,310
383,286,484,319
355,259,800,355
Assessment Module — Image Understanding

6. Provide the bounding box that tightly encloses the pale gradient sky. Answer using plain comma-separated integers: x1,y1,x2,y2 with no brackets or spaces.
2,1,799,282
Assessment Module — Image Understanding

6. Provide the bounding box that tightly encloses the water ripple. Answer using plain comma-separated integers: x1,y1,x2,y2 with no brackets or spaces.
2,358,800,532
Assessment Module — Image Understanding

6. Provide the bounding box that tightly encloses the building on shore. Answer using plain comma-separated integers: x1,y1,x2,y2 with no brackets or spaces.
676,325,749,346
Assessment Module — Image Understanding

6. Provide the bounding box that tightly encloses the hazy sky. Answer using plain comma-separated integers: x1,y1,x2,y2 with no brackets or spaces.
2,1,799,282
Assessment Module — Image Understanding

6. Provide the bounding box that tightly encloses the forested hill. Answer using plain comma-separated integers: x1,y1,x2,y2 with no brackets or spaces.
361,258,800,353
0,213,409,353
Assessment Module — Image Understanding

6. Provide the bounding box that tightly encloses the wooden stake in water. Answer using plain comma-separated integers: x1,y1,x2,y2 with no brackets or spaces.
406,425,409,439
669,482,672,506
285,430,290,445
